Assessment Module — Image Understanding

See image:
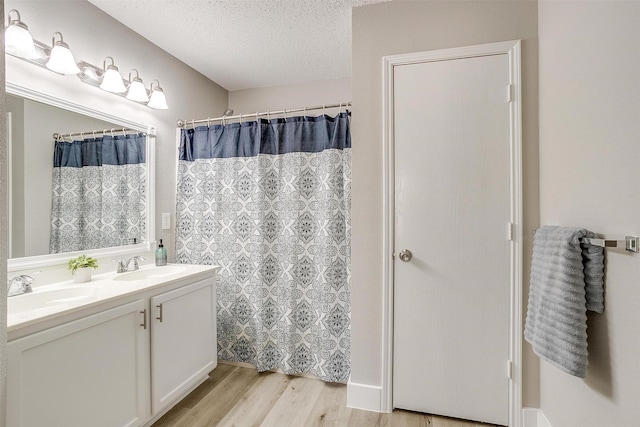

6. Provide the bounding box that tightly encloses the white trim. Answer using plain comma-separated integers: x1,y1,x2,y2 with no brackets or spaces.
381,40,523,425
7,112,13,258
346,381,383,412
5,82,155,134
523,408,553,427
5,81,157,272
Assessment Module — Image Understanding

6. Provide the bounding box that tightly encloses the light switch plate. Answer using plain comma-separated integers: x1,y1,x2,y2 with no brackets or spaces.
162,213,171,229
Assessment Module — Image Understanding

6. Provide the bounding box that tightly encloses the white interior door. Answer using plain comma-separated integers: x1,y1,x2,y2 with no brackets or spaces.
392,52,512,426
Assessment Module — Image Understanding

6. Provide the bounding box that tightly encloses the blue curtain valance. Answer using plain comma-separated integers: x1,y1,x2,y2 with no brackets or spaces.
53,133,146,168
179,112,351,161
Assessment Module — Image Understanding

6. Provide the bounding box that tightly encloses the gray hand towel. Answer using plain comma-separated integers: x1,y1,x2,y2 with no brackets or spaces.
524,225,605,378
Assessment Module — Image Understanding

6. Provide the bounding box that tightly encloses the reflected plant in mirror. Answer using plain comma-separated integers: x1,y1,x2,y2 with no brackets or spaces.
5,85,155,270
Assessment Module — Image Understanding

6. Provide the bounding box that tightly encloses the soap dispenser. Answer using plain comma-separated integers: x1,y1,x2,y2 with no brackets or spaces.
155,239,167,266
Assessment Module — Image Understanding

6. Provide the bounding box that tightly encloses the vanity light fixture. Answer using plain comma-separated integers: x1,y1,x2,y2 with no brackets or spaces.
100,56,127,93
147,80,169,110
45,32,81,74
4,9,39,59
126,69,150,103
5,8,169,109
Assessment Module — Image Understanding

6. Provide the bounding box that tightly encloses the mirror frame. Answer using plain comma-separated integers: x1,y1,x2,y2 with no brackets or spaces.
6,82,156,272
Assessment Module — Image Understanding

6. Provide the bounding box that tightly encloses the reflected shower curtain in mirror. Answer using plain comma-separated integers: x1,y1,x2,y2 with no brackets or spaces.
175,113,351,382
49,133,146,253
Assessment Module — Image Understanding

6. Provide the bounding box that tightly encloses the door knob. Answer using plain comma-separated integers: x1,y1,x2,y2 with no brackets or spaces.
399,249,413,262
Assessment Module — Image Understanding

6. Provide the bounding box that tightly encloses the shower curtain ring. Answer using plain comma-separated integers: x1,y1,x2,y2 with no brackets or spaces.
338,102,342,114
122,128,126,136
283,108,287,121
207,117,211,127
80,132,85,140
323,104,326,115
239,113,243,124
92,130,97,139
191,119,195,128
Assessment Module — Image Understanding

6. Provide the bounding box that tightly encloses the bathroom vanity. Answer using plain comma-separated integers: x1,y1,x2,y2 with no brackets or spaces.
6,264,219,427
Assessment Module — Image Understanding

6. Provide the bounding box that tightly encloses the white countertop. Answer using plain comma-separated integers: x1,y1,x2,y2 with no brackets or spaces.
8,263,219,334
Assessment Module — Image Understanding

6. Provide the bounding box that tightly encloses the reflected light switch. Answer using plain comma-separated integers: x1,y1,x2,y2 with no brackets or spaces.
162,213,171,229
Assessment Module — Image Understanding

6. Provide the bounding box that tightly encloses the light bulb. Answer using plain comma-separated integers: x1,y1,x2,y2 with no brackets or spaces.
99,57,126,93
5,10,39,59
126,70,149,102
147,80,169,109
45,32,80,74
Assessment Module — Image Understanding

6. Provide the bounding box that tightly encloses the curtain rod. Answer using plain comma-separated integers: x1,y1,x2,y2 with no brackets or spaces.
53,128,145,141
177,101,352,128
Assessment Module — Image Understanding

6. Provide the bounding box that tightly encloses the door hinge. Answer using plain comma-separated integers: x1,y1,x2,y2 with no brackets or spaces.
507,360,513,379
507,84,514,103
507,222,515,241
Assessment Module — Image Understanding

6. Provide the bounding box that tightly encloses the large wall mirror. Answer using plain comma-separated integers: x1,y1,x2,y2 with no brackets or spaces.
6,83,156,271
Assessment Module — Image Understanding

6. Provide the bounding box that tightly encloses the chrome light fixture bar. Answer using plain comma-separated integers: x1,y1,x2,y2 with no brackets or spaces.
4,9,169,109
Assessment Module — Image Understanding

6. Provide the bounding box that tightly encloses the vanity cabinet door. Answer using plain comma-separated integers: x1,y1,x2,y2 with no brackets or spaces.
150,277,217,415
7,300,150,427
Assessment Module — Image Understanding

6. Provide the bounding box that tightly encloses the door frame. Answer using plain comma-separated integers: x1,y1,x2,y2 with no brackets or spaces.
381,40,523,426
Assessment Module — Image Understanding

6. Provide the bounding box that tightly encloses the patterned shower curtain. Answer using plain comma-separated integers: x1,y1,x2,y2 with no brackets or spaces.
175,112,351,382
49,133,146,253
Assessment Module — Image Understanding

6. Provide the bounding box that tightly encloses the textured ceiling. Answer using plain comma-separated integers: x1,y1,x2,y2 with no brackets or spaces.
88,0,390,91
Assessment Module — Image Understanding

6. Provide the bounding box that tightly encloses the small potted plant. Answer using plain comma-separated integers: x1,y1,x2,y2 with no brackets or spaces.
67,255,99,283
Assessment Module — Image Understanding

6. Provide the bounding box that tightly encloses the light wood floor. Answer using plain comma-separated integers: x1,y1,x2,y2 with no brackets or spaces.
153,363,501,427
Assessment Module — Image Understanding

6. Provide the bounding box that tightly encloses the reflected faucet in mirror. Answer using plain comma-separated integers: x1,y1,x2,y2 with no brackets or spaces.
8,275,35,297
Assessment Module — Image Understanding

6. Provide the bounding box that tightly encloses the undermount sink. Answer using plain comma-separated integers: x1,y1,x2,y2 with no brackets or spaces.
9,286,95,314
112,265,189,282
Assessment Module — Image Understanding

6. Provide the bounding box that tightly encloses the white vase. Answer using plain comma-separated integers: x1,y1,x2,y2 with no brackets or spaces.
74,267,92,283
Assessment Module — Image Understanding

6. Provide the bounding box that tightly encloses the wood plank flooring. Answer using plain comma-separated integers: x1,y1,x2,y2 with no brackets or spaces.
153,364,501,427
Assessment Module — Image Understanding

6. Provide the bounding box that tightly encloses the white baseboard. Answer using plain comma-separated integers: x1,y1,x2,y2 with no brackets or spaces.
346,381,383,412
523,408,552,427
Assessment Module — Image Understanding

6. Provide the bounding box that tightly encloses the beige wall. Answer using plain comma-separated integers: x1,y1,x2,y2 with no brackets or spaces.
538,1,640,425
351,0,539,407
3,0,228,261
229,77,351,113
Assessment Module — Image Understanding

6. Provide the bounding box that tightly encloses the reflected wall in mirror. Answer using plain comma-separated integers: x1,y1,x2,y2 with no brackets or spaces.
6,88,154,262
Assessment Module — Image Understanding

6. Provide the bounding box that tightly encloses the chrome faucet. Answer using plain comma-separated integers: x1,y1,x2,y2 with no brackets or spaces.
8,275,35,297
112,256,145,273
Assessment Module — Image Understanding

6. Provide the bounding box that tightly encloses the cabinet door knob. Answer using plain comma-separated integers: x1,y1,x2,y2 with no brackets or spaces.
140,309,147,329
156,304,164,322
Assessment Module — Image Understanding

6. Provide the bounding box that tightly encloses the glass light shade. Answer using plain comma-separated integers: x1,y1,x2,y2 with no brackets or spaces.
100,68,127,93
46,44,80,74
148,88,169,110
5,23,39,59
126,79,149,102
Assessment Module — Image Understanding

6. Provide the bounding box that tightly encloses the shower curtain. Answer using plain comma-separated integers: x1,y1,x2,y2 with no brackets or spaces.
175,112,351,382
49,133,146,253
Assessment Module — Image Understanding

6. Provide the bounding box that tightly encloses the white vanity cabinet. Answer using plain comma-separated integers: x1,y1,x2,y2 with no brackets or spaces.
6,270,218,427
6,300,150,427
150,278,217,414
